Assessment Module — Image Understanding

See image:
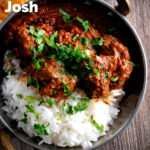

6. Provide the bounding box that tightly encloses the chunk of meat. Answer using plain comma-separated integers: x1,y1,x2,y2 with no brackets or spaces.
14,24,54,57
81,55,118,97
100,35,133,89
27,58,78,97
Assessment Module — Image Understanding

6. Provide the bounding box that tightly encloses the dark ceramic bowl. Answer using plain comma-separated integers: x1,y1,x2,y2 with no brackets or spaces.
0,0,147,150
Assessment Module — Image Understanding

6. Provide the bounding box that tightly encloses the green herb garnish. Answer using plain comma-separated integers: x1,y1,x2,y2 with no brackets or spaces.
46,98,55,107
90,115,104,133
45,31,58,49
38,99,45,106
53,89,58,94
6,52,13,59
24,96,39,103
111,77,118,82
16,94,23,99
93,37,104,46
80,38,88,46
59,8,74,23
76,17,90,31
34,123,51,136
127,61,139,67
104,71,109,79
25,105,38,121
20,113,27,124
72,35,78,42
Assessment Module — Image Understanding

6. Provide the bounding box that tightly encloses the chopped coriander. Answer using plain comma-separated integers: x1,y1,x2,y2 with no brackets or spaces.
90,115,104,133
16,94,23,99
20,113,27,124
28,26,35,35
93,69,100,76
73,97,78,101
72,35,78,42
74,103,88,112
111,77,118,82
92,28,96,33
63,142,67,145
45,31,58,49
44,63,48,66
127,61,139,67
57,60,62,66
7,66,12,76
34,123,51,136
59,8,74,23
53,89,58,94
93,37,104,46
64,85,70,92
38,99,45,106
15,106,18,110
25,105,38,121
104,71,109,79
47,54,56,59
35,79,40,89
36,38,43,44
24,96,39,103
120,81,124,85
80,38,88,46
6,52,13,59
57,118,61,121
34,58,45,70
37,43,44,53
76,17,90,31
46,98,55,107
27,73,33,85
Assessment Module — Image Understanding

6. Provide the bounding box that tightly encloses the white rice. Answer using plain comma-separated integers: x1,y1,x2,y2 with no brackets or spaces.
1,53,125,148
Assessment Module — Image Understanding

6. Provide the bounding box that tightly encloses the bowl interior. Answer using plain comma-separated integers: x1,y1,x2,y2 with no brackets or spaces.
0,0,146,150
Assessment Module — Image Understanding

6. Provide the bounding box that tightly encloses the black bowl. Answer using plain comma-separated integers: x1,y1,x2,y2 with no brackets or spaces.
0,0,147,149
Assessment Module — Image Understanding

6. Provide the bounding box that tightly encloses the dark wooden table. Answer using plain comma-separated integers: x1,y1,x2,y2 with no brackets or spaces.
0,0,150,150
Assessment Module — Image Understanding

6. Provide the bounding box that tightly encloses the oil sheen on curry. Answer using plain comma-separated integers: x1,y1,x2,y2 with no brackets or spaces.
4,3,133,101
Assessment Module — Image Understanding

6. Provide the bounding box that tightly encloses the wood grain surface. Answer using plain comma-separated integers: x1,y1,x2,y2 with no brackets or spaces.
0,0,150,150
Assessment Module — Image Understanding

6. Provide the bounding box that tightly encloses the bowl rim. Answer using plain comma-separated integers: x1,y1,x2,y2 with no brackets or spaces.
0,0,147,149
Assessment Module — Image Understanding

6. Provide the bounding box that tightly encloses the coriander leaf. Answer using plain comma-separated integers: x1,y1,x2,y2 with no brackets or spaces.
45,31,58,49
38,99,45,106
28,26,35,35
57,60,62,66
64,85,70,92
93,69,100,76
16,94,23,99
46,98,55,107
37,43,44,53
59,8,74,23
20,113,27,123
74,103,88,112
111,77,118,82
47,54,56,59
34,123,51,136
24,96,39,103
90,115,104,133
127,61,139,67
25,105,38,121
104,71,109,79
80,38,88,46
72,35,78,42
53,89,58,94
93,37,104,46
76,17,90,31
6,52,13,59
